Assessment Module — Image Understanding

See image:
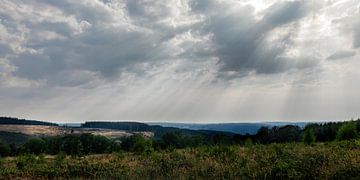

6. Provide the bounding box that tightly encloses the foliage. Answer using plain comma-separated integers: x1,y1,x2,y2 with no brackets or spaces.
61,136,83,156
120,135,153,154
0,141,10,157
23,138,46,155
336,122,359,141
303,128,316,145
132,136,153,154
0,142,359,179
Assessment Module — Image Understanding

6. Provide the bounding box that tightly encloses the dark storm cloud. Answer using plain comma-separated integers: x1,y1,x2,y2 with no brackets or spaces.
191,1,316,78
1,0,180,86
0,0,331,87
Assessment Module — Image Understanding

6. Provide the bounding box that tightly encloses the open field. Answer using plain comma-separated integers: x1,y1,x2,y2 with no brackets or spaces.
0,141,359,179
0,125,153,139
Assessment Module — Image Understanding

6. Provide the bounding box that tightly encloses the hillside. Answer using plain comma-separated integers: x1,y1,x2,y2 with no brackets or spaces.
149,122,308,135
82,121,235,138
0,117,57,126
0,125,152,144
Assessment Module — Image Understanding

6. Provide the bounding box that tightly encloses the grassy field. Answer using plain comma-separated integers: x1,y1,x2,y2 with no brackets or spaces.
1,141,359,179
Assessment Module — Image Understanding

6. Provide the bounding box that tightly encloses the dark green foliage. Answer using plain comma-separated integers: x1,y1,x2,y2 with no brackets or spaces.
0,117,57,126
336,122,359,141
0,141,10,157
132,136,153,154
61,136,83,156
23,138,46,155
79,133,110,154
9,143,19,156
307,122,344,142
161,132,185,148
303,128,316,145
44,136,62,155
255,126,270,143
244,138,253,147
270,125,301,143
0,131,32,145
121,135,153,154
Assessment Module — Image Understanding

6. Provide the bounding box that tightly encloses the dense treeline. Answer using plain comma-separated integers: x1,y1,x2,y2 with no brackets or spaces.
0,117,57,126
0,119,359,157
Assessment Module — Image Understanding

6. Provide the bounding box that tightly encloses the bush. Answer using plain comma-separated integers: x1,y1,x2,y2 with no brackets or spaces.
15,154,37,170
336,122,358,141
44,136,62,155
132,136,153,154
61,136,83,156
54,152,67,166
23,139,46,155
244,138,253,147
79,134,110,154
0,142,10,157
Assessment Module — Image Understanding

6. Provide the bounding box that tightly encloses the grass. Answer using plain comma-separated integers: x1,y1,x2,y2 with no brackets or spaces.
0,141,360,179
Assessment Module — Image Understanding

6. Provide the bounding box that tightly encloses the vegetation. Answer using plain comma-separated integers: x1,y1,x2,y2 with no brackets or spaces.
0,117,57,126
0,142,359,179
0,131,32,145
336,122,359,141
0,118,359,178
82,121,234,138
303,128,316,145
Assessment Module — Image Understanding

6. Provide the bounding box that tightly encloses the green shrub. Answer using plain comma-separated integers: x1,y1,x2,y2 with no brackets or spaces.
336,122,358,141
54,152,66,166
132,136,153,154
61,136,83,156
23,139,46,155
244,138,253,147
0,142,10,157
16,154,37,170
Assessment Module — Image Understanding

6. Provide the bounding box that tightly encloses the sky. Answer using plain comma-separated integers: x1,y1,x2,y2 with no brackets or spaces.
0,0,360,123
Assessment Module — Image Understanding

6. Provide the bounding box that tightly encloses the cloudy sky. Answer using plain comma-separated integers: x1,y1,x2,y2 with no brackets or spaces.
0,0,360,123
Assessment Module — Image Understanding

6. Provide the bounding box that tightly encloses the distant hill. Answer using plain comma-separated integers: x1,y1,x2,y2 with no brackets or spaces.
82,121,234,138
0,117,58,126
149,122,308,135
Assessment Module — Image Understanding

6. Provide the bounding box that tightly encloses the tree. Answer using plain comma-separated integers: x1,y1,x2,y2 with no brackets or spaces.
61,136,83,155
255,127,270,144
88,135,110,154
0,141,10,157
23,138,46,155
120,135,153,154
336,122,359,141
44,136,63,155
132,136,153,154
161,132,184,148
303,128,316,145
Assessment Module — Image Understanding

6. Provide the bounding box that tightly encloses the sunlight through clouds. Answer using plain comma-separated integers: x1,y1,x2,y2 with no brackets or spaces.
0,0,359,122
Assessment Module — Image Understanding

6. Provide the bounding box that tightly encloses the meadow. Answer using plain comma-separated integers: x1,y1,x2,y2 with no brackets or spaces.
0,141,359,179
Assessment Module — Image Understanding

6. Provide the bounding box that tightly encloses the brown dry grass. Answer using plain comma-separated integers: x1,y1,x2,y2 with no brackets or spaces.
0,125,153,139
